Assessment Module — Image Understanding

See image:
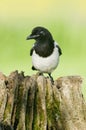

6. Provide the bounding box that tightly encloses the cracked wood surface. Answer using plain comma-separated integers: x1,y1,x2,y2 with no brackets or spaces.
0,71,86,130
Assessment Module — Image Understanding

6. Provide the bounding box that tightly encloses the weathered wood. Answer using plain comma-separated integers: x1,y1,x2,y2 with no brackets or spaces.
0,71,86,130
55,76,86,130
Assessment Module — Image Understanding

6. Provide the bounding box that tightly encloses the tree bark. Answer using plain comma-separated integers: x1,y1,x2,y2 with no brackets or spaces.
0,71,86,130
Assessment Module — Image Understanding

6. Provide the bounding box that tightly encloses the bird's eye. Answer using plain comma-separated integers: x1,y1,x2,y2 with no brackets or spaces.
40,31,45,35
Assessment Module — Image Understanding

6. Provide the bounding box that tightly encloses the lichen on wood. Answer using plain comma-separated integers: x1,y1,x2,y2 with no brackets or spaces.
0,71,86,130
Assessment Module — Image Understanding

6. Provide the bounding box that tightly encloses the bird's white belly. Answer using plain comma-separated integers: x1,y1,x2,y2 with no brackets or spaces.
32,47,59,73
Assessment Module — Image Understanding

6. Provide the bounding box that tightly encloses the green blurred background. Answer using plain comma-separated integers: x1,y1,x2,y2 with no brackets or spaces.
0,0,86,97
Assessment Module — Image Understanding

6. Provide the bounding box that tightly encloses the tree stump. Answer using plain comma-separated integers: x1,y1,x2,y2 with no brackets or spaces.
0,71,86,130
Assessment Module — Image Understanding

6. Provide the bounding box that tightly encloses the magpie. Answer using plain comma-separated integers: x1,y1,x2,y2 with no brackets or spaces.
26,26,62,82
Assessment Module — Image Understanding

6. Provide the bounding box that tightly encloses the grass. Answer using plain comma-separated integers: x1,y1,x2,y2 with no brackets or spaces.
0,20,86,98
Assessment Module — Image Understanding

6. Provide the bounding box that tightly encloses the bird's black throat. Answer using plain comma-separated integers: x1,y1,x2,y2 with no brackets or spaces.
34,39,54,57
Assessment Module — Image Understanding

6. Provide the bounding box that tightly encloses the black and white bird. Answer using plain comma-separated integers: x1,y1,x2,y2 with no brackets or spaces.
26,26,62,82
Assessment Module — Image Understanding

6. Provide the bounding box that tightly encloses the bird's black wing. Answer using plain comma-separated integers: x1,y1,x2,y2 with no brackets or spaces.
56,45,62,56
30,48,33,56
30,47,34,56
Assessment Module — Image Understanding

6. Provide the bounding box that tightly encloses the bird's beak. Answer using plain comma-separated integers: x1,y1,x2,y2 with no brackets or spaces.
26,34,40,40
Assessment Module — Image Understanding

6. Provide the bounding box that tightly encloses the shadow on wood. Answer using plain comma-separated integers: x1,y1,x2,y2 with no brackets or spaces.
0,71,86,130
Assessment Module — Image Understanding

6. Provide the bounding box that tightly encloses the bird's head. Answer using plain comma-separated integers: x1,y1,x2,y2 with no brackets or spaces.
26,26,53,41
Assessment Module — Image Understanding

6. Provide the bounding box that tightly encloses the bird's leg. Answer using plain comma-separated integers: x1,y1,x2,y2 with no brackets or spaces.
32,66,43,76
48,73,54,83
